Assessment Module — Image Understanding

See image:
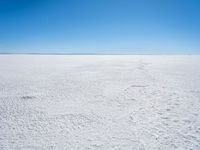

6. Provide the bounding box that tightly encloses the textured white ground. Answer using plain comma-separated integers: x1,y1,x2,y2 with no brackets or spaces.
0,55,200,150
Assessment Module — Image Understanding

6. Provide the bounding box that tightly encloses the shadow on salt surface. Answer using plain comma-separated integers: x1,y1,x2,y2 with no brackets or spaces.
15,146,43,150
21,96,36,100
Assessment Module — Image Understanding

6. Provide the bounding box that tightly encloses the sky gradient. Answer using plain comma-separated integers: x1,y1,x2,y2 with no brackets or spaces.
0,0,200,54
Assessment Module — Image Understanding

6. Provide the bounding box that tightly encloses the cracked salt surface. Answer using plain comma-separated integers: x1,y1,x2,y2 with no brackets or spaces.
0,55,200,149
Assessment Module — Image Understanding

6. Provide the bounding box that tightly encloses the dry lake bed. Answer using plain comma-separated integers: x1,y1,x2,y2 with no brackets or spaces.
0,55,200,150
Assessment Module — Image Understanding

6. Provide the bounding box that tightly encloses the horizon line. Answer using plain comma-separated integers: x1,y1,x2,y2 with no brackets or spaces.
0,52,199,55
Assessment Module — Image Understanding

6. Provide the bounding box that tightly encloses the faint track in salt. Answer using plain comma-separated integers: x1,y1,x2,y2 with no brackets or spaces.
117,59,200,149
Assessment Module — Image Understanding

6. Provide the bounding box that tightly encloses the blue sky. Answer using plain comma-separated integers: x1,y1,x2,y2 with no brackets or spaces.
0,0,200,54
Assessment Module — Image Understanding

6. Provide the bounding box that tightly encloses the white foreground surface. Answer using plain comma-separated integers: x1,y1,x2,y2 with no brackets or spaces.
0,55,200,150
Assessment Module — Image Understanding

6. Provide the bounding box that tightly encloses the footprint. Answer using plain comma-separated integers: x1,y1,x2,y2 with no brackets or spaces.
131,85,148,88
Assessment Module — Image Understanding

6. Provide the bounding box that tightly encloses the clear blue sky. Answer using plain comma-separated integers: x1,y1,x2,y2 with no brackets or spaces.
0,0,200,54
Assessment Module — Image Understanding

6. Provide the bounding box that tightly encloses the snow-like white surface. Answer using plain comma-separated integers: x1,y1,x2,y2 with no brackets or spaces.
0,55,200,150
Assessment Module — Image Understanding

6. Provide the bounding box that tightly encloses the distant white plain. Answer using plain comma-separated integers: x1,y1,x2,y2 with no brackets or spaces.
0,55,200,149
